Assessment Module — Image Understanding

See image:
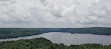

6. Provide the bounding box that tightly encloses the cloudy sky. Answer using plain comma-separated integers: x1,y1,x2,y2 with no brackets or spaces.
0,0,111,28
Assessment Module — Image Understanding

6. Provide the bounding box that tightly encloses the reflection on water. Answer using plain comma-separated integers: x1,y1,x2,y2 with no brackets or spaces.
0,32,111,46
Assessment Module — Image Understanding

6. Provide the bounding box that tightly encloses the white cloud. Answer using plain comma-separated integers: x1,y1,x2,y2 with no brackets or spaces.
0,0,111,28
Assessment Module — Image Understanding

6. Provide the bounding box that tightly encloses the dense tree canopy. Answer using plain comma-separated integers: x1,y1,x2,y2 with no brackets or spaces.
0,38,111,49
0,28,47,39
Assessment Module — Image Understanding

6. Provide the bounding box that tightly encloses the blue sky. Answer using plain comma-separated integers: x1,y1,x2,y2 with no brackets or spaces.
0,0,111,28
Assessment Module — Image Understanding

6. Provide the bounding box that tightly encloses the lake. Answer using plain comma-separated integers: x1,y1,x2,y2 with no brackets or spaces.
0,32,111,46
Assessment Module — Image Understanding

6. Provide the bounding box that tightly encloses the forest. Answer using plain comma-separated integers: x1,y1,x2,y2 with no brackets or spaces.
0,27,111,39
0,38,111,49
0,28,47,39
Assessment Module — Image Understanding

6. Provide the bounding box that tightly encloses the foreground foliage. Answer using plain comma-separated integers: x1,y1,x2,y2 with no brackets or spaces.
0,38,111,49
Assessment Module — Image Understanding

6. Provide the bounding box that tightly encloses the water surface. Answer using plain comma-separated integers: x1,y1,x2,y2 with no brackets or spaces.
0,32,111,46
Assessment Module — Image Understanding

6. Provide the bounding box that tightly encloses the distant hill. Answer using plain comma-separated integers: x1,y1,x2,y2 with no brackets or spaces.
35,27,111,35
0,27,111,39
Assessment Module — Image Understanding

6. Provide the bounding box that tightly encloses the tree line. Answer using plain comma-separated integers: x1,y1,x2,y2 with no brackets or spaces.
0,27,111,39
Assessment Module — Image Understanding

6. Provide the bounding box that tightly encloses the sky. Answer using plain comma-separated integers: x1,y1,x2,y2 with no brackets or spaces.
0,0,111,28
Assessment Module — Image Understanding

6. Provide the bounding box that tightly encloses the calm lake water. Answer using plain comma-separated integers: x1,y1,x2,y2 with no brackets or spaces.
0,32,111,46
